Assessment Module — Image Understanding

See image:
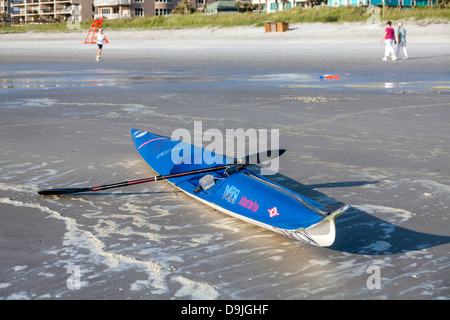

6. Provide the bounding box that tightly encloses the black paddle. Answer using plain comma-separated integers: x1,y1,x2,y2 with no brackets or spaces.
37,149,286,196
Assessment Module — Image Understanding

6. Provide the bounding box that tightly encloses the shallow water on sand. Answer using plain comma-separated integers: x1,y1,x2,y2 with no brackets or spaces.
1,58,449,300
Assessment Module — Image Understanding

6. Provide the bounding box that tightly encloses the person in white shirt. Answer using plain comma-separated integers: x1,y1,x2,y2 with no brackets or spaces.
96,29,105,61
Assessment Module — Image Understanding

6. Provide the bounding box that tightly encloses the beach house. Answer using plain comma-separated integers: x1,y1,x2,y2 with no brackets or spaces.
328,0,437,6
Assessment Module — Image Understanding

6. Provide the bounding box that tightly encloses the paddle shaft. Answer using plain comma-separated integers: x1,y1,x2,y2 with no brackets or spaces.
37,164,230,195
37,149,286,196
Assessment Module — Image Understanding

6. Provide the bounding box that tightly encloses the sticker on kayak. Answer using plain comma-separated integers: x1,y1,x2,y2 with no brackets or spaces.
134,131,148,138
222,185,240,204
238,196,259,213
138,137,169,150
268,207,279,218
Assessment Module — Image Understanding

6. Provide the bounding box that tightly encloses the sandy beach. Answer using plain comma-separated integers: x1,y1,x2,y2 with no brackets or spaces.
0,21,449,302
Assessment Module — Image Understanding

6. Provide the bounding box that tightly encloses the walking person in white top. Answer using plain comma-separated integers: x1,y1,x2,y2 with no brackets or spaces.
396,22,408,60
96,28,105,61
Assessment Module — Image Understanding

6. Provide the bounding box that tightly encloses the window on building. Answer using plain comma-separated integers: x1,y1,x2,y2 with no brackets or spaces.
135,7,143,16
155,8,172,15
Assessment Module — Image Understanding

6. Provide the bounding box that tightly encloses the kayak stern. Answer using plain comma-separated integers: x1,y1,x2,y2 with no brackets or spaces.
273,204,350,246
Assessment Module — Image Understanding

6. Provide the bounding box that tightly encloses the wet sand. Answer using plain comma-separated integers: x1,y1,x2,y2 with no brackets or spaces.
0,22,449,301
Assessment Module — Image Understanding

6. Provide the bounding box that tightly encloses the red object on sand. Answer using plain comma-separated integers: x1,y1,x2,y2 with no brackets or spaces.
320,74,340,79
84,17,109,44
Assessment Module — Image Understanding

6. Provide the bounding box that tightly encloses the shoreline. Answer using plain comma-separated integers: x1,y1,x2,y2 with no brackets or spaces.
2,21,449,75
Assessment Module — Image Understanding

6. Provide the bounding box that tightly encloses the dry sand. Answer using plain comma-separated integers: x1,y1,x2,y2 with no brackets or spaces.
0,22,449,302
1,21,449,63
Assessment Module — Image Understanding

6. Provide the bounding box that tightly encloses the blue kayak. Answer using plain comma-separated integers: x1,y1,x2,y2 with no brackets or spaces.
131,129,350,247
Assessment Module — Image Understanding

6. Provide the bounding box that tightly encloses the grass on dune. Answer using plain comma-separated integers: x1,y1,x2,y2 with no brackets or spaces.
1,6,449,33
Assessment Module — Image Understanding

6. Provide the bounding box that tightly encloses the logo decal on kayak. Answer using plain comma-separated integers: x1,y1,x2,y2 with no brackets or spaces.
222,185,240,204
239,196,259,213
156,149,170,159
134,131,148,138
268,207,279,218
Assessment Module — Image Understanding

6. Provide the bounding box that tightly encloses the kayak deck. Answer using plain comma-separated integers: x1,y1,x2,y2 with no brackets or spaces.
131,129,350,246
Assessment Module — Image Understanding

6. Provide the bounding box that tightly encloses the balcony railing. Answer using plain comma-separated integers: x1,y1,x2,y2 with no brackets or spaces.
11,0,72,4
94,0,131,6
94,13,131,19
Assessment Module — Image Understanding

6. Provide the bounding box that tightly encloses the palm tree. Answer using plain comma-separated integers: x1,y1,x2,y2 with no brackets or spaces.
1,12,7,27
236,1,242,12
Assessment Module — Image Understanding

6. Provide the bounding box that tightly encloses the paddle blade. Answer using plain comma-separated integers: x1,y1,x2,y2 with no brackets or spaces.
38,187,92,195
235,149,286,165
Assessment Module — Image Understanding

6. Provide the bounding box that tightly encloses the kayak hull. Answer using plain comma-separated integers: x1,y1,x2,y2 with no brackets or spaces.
131,129,350,247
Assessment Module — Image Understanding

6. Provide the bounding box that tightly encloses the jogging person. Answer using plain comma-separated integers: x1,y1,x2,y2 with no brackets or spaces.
96,28,105,61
